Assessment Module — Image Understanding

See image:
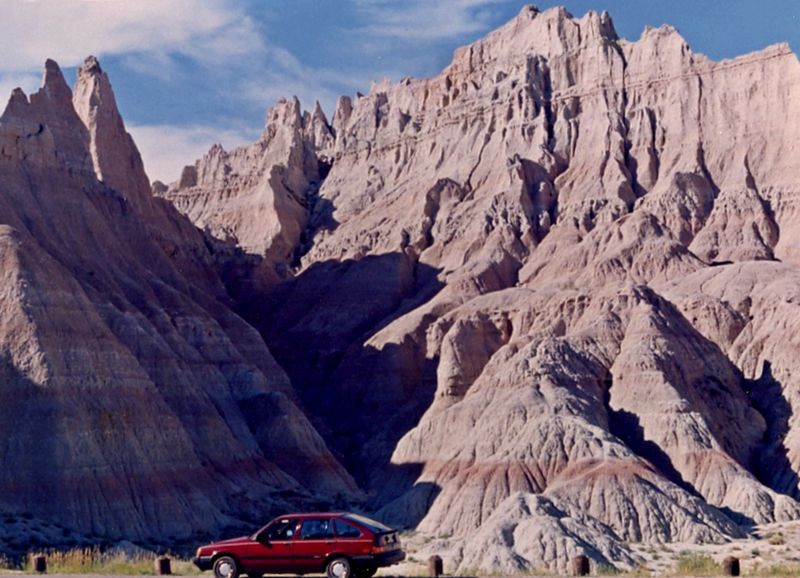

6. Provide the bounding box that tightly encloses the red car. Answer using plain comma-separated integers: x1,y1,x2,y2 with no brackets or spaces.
193,512,405,578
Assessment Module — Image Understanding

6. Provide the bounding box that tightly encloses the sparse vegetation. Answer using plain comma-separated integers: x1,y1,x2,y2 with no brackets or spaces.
672,551,722,576
747,562,800,577
22,548,193,575
623,566,655,578
596,563,621,575
767,531,786,546
0,555,16,571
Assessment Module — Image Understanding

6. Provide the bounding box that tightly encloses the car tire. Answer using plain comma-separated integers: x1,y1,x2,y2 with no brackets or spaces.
213,556,239,578
326,557,352,578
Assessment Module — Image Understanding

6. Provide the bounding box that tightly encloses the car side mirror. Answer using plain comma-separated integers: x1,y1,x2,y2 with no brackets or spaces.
255,531,270,544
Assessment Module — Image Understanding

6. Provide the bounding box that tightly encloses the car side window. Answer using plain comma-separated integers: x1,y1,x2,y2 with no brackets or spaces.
299,518,334,540
333,518,362,538
266,518,298,541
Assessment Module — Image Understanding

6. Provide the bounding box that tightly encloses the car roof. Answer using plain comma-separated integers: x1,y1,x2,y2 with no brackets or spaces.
277,512,349,519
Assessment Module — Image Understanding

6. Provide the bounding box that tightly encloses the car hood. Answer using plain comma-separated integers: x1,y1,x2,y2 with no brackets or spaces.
213,535,251,545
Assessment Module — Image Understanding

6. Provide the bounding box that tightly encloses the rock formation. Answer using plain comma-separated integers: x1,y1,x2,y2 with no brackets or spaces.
0,57,357,553
5,3,800,573
160,4,800,571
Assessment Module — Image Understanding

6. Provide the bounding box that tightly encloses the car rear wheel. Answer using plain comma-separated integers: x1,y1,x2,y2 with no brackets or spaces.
213,556,239,578
327,557,352,578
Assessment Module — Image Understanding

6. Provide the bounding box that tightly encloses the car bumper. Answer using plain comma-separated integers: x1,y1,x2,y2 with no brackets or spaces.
193,556,214,571
354,550,406,567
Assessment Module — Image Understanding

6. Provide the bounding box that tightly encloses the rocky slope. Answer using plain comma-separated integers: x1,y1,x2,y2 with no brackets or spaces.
0,57,358,552
159,4,800,572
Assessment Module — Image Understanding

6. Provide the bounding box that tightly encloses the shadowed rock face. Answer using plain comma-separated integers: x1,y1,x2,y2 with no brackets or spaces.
0,57,359,551
7,3,800,573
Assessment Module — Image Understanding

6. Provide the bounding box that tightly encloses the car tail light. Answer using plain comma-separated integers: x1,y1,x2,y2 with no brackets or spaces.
371,533,398,553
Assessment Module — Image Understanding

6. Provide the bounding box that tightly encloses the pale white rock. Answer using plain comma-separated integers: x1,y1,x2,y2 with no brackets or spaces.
457,492,639,574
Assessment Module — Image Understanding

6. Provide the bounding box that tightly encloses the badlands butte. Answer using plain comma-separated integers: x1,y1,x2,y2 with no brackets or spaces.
2,3,800,574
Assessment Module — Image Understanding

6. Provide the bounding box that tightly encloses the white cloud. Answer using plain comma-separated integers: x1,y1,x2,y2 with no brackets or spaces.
0,0,262,72
353,0,513,41
127,123,259,184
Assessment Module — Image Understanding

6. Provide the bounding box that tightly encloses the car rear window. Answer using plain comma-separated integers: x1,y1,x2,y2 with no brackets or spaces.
343,513,392,533
333,518,362,538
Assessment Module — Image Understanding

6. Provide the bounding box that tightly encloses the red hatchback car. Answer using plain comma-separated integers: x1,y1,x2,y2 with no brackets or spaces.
193,513,405,578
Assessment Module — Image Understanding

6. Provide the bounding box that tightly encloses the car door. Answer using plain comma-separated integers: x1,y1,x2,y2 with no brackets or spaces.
332,517,371,558
248,517,299,574
295,517,335,573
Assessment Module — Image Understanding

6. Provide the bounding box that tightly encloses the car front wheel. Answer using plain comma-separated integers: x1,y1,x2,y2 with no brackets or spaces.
327,557,352,578
213,556,239,578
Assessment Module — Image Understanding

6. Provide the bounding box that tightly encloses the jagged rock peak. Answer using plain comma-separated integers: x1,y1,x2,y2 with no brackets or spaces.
35,59,73,106
271,96,302,125
80,54,103,75
7,88,27,106
2,88,29,118
518,4,540,18
72,55,154,208
332,95,353,135
74,55,120,115
507,4,618,38
447,4,621,76
312,100,326,119
636,23,690,49
261,96,303,141
260,96,334,154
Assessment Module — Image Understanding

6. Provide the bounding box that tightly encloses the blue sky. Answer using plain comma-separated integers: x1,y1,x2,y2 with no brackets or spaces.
2,0,798,182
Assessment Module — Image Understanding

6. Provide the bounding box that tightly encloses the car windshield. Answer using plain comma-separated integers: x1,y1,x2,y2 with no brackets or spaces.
343,513,392,533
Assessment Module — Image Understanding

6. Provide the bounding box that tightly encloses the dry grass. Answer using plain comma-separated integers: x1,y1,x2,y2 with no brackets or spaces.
671,552,722,576
766,532,786,546
23,548,193,575
0,555,16,572
746,562,800,577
